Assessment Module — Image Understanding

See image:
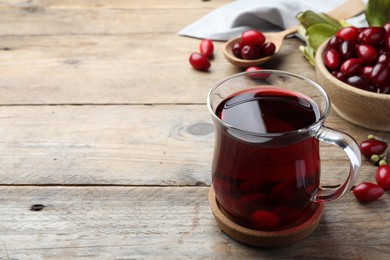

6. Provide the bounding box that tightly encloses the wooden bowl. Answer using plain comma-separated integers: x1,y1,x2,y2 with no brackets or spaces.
315,42,390,132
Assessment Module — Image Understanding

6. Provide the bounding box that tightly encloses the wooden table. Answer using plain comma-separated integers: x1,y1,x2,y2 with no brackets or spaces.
0,0,389,258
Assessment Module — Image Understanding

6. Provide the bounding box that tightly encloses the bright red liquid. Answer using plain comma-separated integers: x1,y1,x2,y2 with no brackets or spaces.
212,87,321,231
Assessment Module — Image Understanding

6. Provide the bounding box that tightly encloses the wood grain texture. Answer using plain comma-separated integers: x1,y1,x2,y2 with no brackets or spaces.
1,0,390,258
0,105,214,185
0,0,227,36
0,186,389,259
0,105,388,186
0,0,320,106
0,0,227,9
0,35,311,105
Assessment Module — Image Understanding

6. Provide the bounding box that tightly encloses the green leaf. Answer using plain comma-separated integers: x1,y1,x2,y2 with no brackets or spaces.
296,10,328,28
306,23,339,51
366,0,390,26
295,9,346,65
317,13,343,30
296,11,342,29
299,45,315,66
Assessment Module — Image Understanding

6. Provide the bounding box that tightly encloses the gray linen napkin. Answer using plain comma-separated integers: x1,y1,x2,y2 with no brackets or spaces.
178,0,368,41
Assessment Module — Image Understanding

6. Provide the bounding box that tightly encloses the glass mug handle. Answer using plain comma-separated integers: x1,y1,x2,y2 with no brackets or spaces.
312,126,362,202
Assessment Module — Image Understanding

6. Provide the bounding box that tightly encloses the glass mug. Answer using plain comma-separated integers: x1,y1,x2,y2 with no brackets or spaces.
207,70,361,231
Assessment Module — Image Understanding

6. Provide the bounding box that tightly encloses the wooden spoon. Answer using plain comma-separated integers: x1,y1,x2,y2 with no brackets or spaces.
223,0,366,67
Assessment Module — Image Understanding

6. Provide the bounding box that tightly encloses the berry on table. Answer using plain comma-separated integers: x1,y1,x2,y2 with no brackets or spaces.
245,66,262,73
199,39,214,58
188,38,214,71
375,165,390,190
354,135,390,204
245,66,270,79
359,135,389,164
189,52,210,71
353,182,384,202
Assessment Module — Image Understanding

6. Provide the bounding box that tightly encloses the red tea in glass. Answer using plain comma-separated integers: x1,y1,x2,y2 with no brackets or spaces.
207,70,361,231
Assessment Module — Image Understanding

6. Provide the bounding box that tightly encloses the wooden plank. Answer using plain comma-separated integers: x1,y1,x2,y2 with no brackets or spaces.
0,105,214,185
0,186,389,259
0,104,388,185
0,36,315,105
0,0,227,9
0,9,204,35
0,34,230,105
3,1,388,258
0,0,225,36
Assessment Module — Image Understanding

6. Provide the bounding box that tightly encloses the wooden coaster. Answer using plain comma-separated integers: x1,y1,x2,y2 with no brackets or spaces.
208,187,324,248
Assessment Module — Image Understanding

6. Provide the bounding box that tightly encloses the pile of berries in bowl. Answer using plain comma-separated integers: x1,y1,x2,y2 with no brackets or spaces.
315,22,390,131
